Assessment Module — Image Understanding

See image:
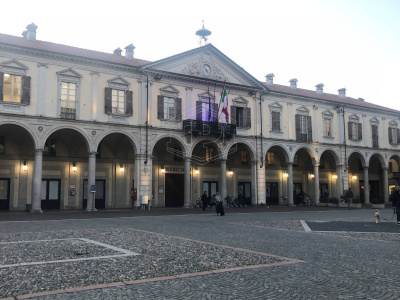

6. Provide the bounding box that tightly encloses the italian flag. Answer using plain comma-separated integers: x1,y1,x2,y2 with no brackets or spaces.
221,85,229,123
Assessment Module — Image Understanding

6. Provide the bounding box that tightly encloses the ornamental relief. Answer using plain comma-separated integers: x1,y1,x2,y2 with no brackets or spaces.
181,55,227,81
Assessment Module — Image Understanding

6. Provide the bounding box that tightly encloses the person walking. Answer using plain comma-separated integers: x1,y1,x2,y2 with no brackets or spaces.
201,191,208,211
210,194,217,212
392,186,400,226
215,191,221,204
346,188,354,210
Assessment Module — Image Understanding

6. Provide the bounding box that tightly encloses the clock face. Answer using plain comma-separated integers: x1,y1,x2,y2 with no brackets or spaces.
202,64,211,75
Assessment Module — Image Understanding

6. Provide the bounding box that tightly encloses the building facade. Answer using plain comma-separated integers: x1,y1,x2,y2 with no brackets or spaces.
0,24,399,212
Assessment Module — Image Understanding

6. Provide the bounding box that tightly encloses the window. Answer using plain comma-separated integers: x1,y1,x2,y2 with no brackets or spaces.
267,152,274,166
371,124,379,148
269,102,282,132
3,74,21,103
241,151,248,165
271,111,281,131
231,106,251,128
0,136,4,154
60,82,76,119
57,68,81,119
0,60,30,105
157,96,182,120
348,115,362,141
322,110,333,138
206,148,214,163
44,139,56,156
295,109,312,142
105,76,132,116
388,121,400,145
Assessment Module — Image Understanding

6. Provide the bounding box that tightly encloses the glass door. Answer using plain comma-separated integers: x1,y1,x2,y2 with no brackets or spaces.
0,178,10,210
41,179,61,209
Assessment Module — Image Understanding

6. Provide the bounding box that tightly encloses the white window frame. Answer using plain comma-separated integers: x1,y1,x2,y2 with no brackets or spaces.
389,120,398,145
269,102,283,133
322,110,334,138
0,59,28,106
232,97,249,129
349,114,360,141
370,117,380,148
57,68,82,119
108,76,130,117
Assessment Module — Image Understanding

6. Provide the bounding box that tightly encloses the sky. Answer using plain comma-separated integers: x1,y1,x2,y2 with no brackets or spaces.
1,0,399,110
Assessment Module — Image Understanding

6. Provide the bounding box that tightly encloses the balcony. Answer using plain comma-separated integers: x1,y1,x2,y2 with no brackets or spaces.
183,119,236,139
60,107,76,120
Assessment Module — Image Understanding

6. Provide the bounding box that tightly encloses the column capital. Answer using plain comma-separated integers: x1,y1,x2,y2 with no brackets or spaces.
313,164,320,168
89,152,98,157
363,166,369,170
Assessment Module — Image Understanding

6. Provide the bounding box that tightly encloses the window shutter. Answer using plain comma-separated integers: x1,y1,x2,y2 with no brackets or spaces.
125,90,133,116
213,103,219,122
348,122,353,140
307,116,312,142
397,129,400,145
175,98,182,121
21,76,31,105
157,96,164,120
196,101,202,120
358,123,362,140
295,114,300,141
231,106,237,125
245,107,251,128
272,111,280,131
389,127,393,144
0,72,3,101
372,125,378,147
105,87,112,114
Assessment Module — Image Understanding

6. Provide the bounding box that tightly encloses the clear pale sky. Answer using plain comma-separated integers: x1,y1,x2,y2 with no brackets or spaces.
1,0,399,111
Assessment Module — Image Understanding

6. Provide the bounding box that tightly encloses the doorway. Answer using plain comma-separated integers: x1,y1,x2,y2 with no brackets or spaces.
238,182,251,206
266,182,278,205
202,181,219,206
0,178,10,210
83,180,106,209
165,174,184,207
41,179,61,209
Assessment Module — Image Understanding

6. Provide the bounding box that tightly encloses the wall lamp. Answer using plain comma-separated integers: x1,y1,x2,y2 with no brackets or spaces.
284,171,288,178
310,173,315,178
194,167,199,175
72,162,77,172
22,160,28,171
332,173,338,179
228,169,233,176
161,165,165,173
352,174,357,180
120,163,124,173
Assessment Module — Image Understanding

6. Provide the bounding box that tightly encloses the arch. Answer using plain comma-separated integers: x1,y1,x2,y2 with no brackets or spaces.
225,139,256,161
150,133,187,158
292,145,318,165
95,130,139,155
190,137,224,165
43,125,91,152
0,120,39,149
368,152,386,168
264,143,290,163
319,148,341,166
347,150,367,167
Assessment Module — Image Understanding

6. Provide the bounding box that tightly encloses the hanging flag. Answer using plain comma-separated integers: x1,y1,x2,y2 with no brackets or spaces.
220,85,229,123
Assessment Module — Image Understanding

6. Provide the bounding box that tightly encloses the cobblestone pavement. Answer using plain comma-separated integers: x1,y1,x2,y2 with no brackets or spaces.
0,207,399,299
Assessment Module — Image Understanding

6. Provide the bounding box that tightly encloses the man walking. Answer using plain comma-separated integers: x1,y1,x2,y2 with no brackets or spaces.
346,188,354,210
202,191,208,211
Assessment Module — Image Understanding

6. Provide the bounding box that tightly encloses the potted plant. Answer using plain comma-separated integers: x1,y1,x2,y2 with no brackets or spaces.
328,197,338,207
350,197,361,208
371,198,385,209
318,197,328,207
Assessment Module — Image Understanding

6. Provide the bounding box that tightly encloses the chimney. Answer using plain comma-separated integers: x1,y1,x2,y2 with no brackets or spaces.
338,88,346,98
113,47,122,55
315,83,324,94
125,44,135,60
289,78,297,89
358,97,364,101
24,23,38,41
265,73,274,85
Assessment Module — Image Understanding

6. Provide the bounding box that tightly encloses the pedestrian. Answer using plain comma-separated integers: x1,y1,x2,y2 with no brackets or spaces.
201,191,208,211
215,191,221,204
391,186,400,226
210,194,217,212
346,188,354,210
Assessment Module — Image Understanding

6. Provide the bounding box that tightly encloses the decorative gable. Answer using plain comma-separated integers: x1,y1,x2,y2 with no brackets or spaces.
160,85,180,97
232,96,248,107
296,105,309,115
321,109,334,117
369,117,379,125
269,101,283,111
349,114,359,122
198,91,216,101
57,68,82,84
107,76,130,90
0,59,28,75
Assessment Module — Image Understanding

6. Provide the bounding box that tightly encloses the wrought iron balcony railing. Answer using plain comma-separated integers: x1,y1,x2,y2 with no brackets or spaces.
183,119,236,139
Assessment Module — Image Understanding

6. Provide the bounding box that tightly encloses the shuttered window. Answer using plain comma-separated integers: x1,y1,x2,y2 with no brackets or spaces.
104,87,132,116
348,122,362,141
372,125,379,148
295,114,312,142
388,127,400,145
271,111,280,131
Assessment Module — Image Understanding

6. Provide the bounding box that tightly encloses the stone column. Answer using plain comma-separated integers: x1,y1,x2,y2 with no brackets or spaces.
220,159,227,205
134,155,141,208
251,160,256,205
382,168,389,204
86,152,97,212
184,158,191,208
257,161,266,205
336,166,343,199
313,164,320,204
31,149,44,213
363,166,370,204
287,163,294,205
